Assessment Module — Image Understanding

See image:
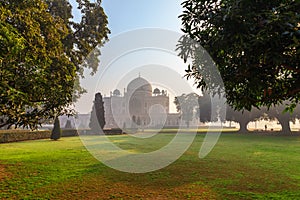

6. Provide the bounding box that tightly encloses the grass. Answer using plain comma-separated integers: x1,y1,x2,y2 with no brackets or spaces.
0,134,300,199
143,127,239,133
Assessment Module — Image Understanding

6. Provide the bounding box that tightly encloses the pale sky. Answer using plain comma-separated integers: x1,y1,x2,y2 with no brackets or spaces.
70,0,183,35
70,0,197,114
102,0,183,35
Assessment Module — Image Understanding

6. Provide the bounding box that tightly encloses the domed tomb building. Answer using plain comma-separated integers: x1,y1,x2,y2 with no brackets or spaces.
103,76,180,129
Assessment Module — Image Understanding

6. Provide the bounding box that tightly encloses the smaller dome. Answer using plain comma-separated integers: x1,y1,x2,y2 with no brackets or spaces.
161,90,167,96
113,89,121,96
153,88,161,95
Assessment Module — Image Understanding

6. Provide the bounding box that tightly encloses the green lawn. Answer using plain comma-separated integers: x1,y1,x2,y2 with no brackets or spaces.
0,134,300,199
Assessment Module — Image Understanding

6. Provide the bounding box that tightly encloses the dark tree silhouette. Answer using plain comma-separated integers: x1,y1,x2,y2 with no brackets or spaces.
198,93,265,133
174,93,199,128
198,92,219,123
51,117,61,140
89,93,106,132
198,93,300,134
226,107,254,133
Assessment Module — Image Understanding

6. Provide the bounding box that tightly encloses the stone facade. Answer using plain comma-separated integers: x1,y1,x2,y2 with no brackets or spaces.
103,76,180,129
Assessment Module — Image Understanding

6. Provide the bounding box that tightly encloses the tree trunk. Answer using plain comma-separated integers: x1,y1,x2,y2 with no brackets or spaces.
238,120,248,133
277,117,292,135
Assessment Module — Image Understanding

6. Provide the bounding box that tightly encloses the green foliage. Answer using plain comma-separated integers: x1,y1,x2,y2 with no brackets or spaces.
51,117,61,140
174,93,199,127
179,0,300,111
89,92,106,132
0,0,110,129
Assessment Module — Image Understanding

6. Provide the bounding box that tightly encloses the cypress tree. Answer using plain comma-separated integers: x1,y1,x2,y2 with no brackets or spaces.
89,93,106,133
65,119,72,129
51,117,61,140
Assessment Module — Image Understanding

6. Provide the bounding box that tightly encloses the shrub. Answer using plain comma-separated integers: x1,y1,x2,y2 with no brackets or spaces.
51,117,61,140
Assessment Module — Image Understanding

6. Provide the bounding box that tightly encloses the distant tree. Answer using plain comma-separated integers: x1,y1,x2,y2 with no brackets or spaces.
225,107,264,133
89,93,106,132
198,92,218,123
0,0,110,129
51,117,61,140
198,94,300,134
198,92,268,132
266,103,300,134
179,0,300,111
174,93,199,128
226,107,248,133
65,119,72,129
271,108,291,134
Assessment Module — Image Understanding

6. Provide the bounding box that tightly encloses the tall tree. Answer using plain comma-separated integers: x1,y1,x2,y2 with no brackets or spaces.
51,116,61,140
0,0,109,129
198,92,261,133
89,92,106,132
174,93,199,128
198,92,219,123
179,0,300,111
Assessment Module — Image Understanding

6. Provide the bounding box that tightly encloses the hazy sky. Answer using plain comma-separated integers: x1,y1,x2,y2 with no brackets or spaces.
70,0,183,35
101,0,183,35
70,0,195,114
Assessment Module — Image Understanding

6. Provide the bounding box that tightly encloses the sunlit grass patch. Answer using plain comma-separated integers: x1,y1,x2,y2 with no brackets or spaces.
0,134,299,199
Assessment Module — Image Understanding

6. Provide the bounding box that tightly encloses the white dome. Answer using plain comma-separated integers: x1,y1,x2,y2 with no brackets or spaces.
127,77,152,93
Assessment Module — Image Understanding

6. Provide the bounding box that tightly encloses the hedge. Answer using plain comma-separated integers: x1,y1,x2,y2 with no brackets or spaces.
0,130,51,143
0,129,80,143
61,129,79,137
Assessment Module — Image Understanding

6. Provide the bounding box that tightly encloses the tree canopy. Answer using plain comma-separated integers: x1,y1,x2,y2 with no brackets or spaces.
174,93,199,127
0,0,109,129
179,0,300,111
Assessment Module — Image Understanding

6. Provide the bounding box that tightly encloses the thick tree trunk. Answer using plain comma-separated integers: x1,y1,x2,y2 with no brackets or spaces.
277,117,292,135
238,120,248,133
